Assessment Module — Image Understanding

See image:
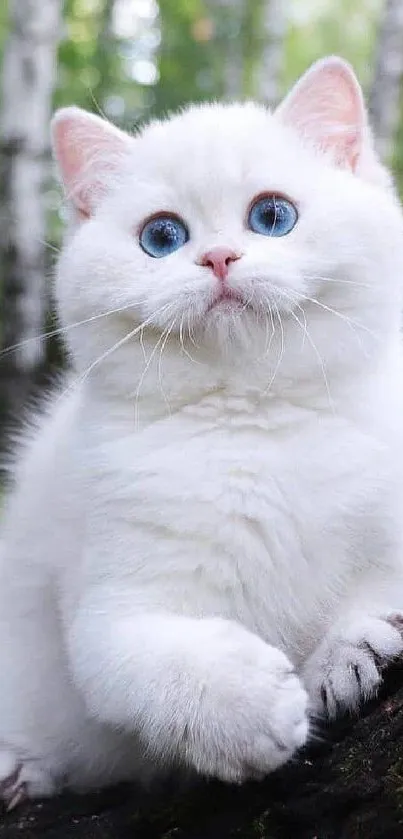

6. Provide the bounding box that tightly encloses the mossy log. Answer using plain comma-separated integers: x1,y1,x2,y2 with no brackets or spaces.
2,666,403,839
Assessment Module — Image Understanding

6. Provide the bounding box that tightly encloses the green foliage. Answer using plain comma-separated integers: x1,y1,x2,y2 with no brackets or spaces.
34,0,400,238
392,92,403,194
153,0,281,112
51,0,385,125
153,0,214,115
55,0,146,124
0,0,8,56
3,0,403,199
283,0,381,94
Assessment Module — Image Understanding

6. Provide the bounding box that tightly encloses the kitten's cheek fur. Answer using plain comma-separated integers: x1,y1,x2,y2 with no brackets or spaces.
69,612,309,782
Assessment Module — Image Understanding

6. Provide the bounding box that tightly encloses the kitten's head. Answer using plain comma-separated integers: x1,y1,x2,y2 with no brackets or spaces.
52,57,403,390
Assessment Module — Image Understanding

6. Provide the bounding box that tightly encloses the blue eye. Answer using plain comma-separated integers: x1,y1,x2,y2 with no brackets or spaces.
139,214,189,258
248,195,298,237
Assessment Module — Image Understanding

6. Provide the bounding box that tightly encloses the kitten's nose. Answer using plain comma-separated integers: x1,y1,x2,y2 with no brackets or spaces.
199,247,241,282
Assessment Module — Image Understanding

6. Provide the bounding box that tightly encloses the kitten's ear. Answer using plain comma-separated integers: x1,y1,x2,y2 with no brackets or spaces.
275,57,366,172
51,107,132,220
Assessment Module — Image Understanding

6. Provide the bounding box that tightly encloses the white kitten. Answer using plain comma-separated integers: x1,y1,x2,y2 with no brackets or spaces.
1,56,403,808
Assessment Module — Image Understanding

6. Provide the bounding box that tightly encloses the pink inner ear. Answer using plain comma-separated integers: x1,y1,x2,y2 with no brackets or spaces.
276,58,366,170
52,108,131,218
52,119,92,217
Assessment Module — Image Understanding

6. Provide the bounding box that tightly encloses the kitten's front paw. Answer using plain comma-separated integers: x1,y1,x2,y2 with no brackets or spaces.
181,634,308,783
303,613,403,718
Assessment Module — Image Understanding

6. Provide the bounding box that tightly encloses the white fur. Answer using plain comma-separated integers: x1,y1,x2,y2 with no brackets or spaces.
1,58,403,801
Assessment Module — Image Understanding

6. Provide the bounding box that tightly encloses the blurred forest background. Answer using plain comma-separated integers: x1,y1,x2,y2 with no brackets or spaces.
0,0,402,445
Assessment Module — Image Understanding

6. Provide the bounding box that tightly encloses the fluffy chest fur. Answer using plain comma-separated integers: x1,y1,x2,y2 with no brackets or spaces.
72,386,396,665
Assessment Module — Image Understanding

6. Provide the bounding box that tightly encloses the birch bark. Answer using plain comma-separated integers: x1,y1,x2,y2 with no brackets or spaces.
256,0,287,107
211,0,245,99
0,0,63,426
369,0,403,160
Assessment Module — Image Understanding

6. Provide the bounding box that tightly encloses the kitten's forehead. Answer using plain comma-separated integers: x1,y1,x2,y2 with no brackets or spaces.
141,103,272,152
132,103,308,193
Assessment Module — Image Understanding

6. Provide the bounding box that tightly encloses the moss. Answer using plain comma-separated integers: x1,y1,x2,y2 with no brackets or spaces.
385,758,403,811
248,811,274,838
337,744,368,782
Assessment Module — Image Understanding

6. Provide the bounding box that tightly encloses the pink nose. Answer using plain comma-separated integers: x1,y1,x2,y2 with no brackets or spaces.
199,247,241,281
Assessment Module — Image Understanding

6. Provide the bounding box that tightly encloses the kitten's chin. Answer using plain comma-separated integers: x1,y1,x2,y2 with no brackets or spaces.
196,305,265,356
206,289,246,314
207,299,246,317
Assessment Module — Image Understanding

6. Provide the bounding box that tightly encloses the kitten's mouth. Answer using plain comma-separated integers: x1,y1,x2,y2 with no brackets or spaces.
207,288,248,313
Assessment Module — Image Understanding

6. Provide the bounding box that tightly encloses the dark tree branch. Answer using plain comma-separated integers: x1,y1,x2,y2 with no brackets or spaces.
2,665,403,838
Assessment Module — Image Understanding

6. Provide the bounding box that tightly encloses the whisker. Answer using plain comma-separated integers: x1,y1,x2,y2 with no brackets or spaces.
134,321,173,429
85,85,108,121
303,273,372,290
258,296,275,360
300,294,378,342
263,301,284,395
293,299,308,352
276,300,284,365
179,312,201,365
188,323,199,350
240,290,254,315
157,316,177,413
39,240,61,255
187,303,201,350
289,309,334,412
268,278,376,349
56,302,174,407
139,320,148,364
0,299,152,361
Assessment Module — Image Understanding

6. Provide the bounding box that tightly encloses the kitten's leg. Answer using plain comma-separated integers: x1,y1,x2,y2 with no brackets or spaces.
0,577,100,806
0,586,67,807
69,609,309,783
302,610,403,718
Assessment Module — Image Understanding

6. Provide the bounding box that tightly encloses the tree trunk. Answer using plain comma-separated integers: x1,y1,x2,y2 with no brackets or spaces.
256,0,287,107
0,0,63,436
369,0,403,160
2,665,403,838
210,0,245,100
90,0,116,116
222,0,244,100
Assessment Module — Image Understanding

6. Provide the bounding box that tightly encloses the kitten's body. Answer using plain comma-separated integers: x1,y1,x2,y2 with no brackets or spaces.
2,58,403,803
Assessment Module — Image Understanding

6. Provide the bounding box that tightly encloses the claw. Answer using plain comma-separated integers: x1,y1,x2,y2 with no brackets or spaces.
320,685,328,714
387,614,403,634
0,764,28,812
6,782,27,812
0,764,21,796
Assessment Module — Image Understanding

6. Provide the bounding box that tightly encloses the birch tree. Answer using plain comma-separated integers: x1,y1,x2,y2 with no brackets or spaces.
91,0,117,114
256,0,287,107
208,0,245,100
219,0,244,100
0,0,64,430
369,0,403,160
